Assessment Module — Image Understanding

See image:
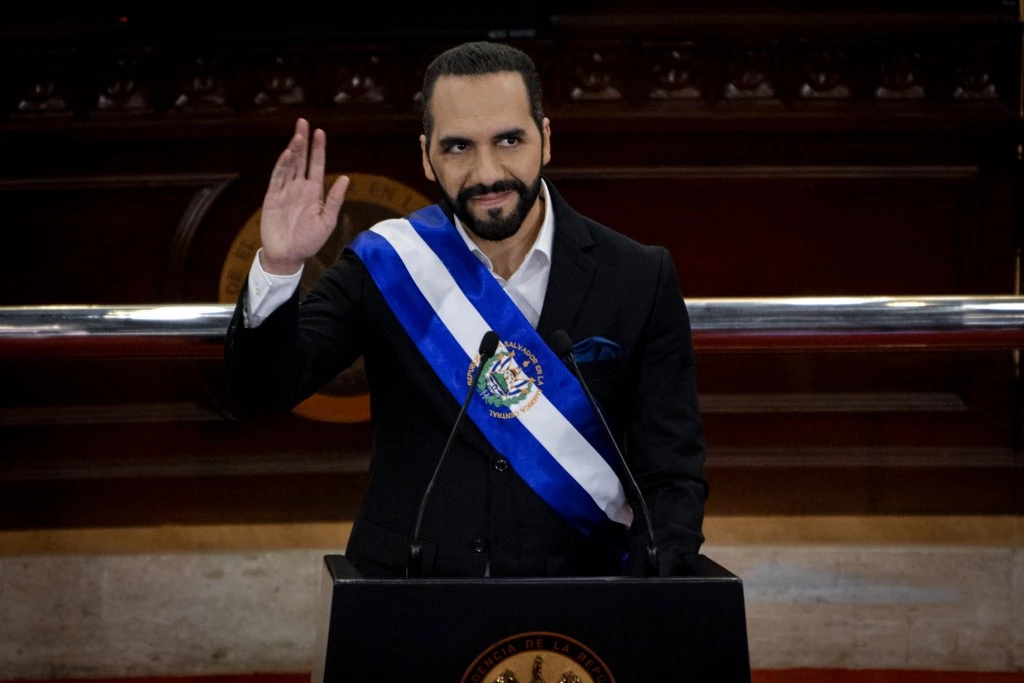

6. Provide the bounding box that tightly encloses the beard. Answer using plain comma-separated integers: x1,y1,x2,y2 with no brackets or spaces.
445,173,543,242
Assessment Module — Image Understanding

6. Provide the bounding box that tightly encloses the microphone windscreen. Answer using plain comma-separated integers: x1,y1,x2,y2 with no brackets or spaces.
549,329,574,358
479,330,500,358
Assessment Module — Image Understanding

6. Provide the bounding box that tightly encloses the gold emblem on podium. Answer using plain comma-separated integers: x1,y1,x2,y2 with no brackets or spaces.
219,172,431,423
461,632,615,683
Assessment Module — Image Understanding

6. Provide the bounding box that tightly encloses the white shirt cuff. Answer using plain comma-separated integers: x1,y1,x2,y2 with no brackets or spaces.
243,248,303,327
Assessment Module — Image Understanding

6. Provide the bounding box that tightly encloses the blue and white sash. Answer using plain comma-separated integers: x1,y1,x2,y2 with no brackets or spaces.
349,205,633,539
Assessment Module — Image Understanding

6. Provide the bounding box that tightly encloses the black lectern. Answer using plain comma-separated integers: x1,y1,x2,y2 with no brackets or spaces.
312,554,750,683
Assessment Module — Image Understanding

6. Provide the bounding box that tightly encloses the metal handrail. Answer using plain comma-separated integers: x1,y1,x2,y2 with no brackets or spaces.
2,295,1023,358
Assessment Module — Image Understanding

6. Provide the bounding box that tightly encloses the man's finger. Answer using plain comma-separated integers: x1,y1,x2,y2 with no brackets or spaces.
267,148,293,194
323,175,351,222
308,128,327,187
291,118,309,180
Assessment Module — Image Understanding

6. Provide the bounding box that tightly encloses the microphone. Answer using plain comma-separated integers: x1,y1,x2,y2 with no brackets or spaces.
407,329,501,578
549,329,660,577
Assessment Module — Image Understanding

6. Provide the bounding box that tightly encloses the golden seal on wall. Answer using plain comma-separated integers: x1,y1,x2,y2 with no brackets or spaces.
462,632,615,683
218,172,431,423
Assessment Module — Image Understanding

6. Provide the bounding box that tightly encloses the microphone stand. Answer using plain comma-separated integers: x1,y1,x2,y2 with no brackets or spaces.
407,331,499,578
553,330,660,576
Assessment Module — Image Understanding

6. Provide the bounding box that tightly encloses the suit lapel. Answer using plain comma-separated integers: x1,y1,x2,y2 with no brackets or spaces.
536,181,597,342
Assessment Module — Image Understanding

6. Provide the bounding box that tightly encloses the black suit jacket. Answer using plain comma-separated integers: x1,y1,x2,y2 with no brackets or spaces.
224,179,708,578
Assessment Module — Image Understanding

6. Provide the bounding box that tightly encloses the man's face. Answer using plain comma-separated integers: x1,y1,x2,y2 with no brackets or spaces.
420,72,551,242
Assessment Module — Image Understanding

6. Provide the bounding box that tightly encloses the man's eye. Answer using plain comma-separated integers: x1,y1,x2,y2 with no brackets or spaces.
446,142,470,154
498,136,521,147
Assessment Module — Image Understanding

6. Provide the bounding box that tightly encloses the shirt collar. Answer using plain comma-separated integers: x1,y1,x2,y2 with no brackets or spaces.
452,179,554,275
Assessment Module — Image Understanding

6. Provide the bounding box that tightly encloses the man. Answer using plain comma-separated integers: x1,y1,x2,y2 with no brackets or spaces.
225,41,708,578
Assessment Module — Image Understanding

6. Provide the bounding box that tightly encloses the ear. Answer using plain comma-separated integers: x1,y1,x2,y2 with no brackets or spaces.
420,134,436,181
541,117,552,166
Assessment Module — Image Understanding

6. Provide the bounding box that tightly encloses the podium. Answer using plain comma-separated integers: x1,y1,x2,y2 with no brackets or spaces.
312,554,751,682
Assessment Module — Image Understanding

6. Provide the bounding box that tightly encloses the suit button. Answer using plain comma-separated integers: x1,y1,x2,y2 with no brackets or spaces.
471,537,488,553
493,457,509,472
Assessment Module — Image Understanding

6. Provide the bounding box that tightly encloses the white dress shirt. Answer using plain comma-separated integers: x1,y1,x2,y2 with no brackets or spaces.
245,179,555,329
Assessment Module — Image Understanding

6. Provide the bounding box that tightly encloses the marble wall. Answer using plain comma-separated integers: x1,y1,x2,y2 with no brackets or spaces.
0,551,332,679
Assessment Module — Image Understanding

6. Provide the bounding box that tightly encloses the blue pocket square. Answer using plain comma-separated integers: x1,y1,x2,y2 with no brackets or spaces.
572,336,621,363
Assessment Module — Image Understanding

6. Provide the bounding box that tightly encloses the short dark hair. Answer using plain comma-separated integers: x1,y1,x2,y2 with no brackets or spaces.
421,41,545,151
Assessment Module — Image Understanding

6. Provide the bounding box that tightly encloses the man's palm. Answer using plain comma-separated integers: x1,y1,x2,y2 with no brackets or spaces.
260,119,350,273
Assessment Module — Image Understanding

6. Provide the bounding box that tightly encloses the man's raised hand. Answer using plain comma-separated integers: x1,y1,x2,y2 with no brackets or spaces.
259,118,350,275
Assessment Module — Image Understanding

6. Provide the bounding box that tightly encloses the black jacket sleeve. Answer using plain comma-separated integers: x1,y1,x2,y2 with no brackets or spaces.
624,247,709,577
223,250,368,416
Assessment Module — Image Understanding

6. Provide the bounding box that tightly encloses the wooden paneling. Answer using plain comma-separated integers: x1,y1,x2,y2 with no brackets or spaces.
546,165,1008,296
0,175,235,305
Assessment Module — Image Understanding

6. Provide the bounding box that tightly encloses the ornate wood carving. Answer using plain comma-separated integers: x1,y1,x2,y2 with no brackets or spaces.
644,42,703,102
0,10,1014,124
797,45,853,100
565,43,627,102
251,53,307,110
952,47,1001,100
324,48,391,106
723,47,778,102
874,47,926,100
92,51,154,115
169,53,232,114
10,49,75,117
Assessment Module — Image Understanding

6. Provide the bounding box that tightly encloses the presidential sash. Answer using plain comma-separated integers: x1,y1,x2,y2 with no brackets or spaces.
349,205,633,540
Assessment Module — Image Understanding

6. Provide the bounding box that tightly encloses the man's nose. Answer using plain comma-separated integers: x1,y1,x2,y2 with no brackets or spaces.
472,148,504,187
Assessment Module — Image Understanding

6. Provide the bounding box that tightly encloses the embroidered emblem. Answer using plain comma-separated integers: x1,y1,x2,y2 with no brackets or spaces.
478,351,533,407
468,340,545,419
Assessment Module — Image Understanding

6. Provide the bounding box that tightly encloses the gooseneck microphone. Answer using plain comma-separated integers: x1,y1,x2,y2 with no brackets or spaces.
549,329,660,576
407,329,501,578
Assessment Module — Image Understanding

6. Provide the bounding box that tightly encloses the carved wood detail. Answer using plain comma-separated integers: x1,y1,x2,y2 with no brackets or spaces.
564,42,627,102
643,42,704,102
250,52,308,111
92,50,155,116
9,49,76,117
169,53,233,114
323,48,391,106
874,47,926,100
951,47,1001,100
723,47,779,102
0,13,1014,123
797,44,853,100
